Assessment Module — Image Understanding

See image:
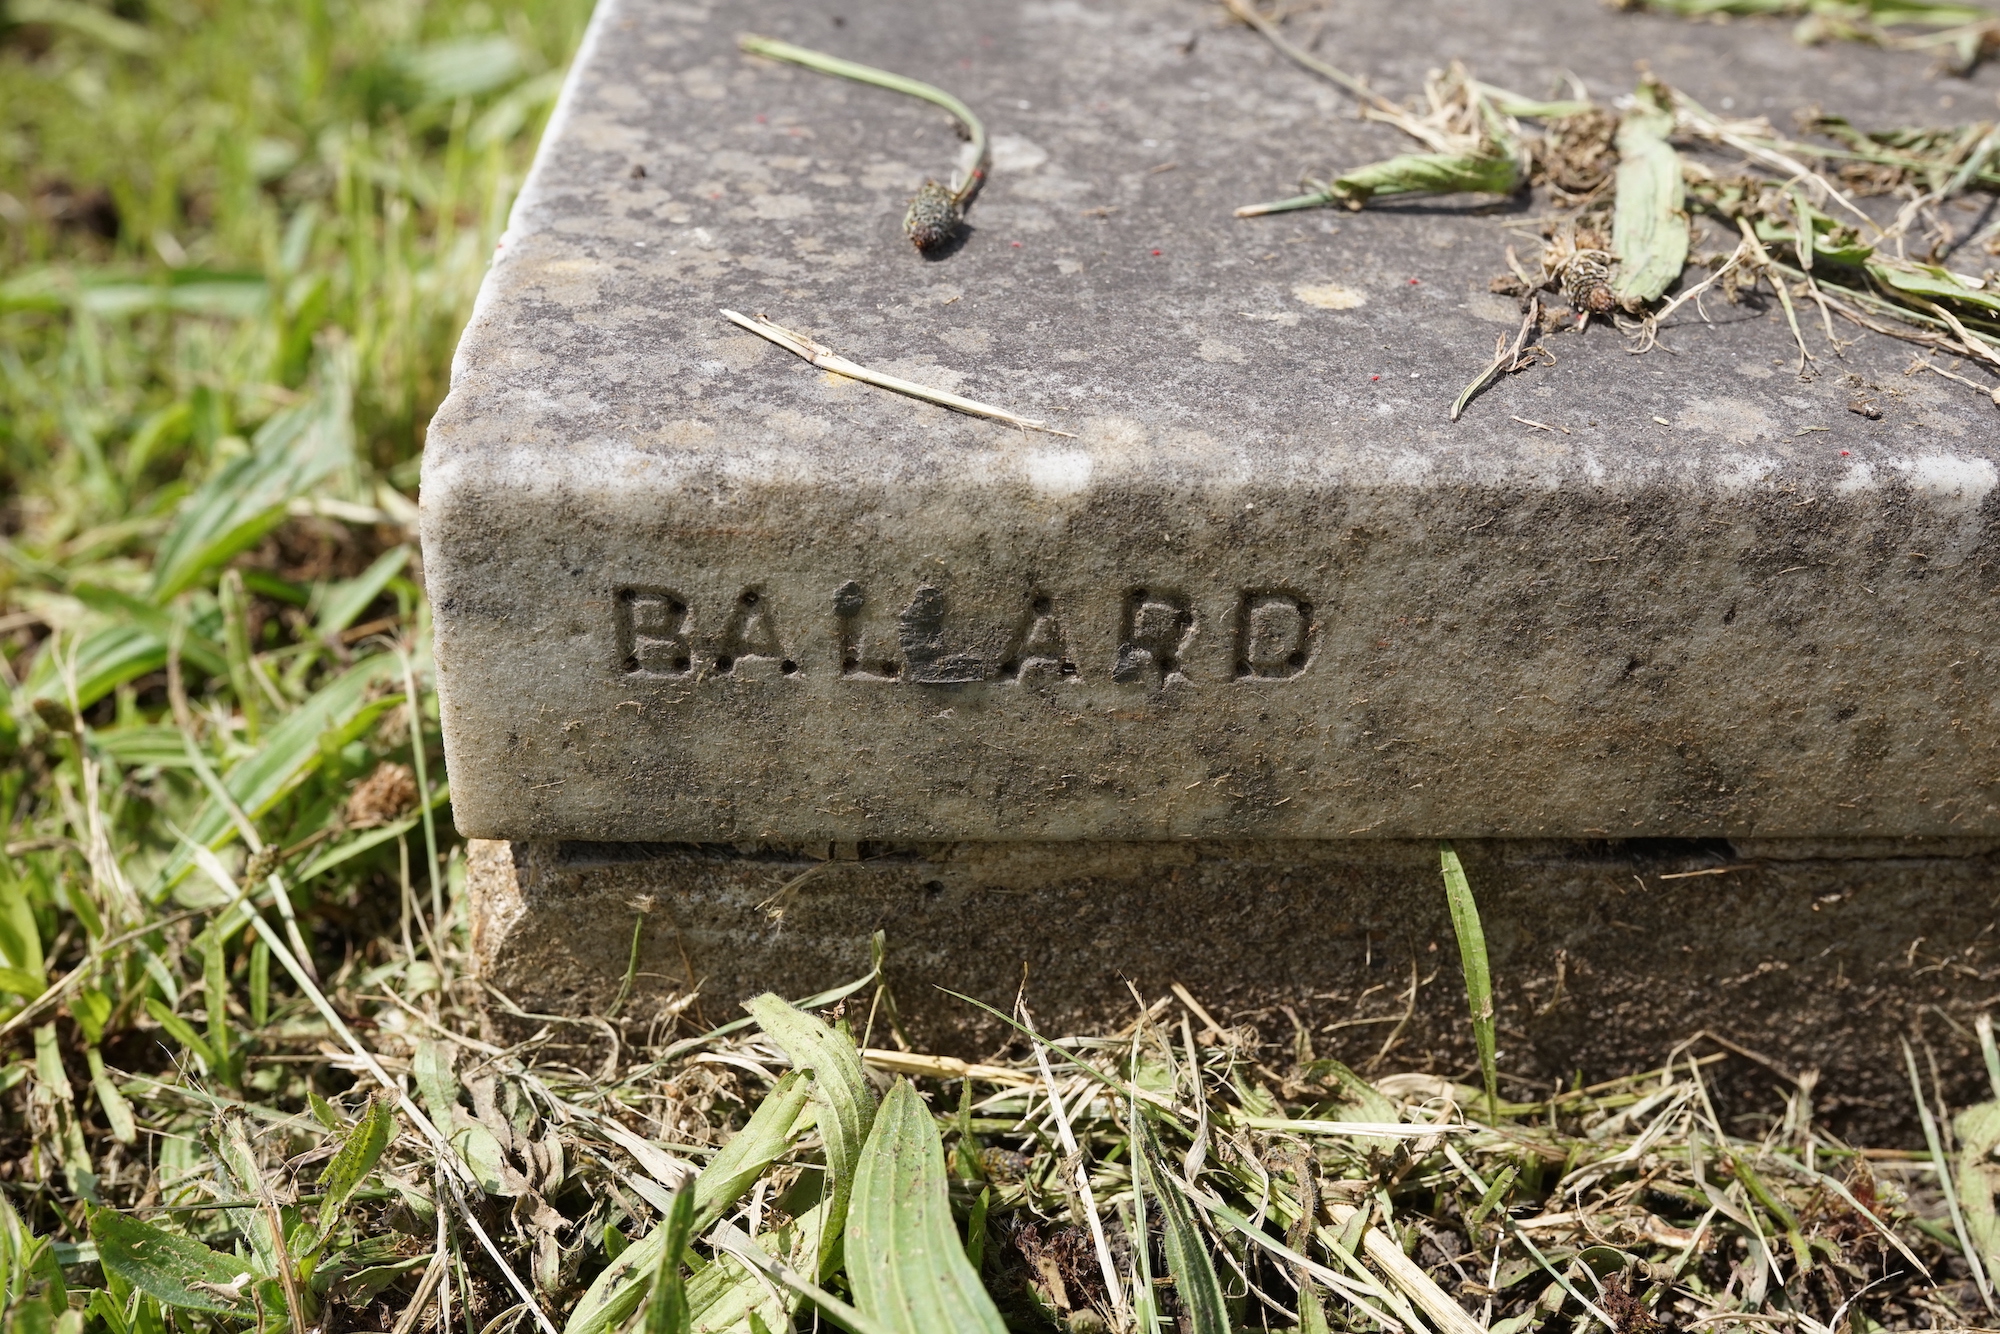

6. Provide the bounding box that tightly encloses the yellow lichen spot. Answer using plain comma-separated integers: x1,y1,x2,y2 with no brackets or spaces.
1293,282,1366,310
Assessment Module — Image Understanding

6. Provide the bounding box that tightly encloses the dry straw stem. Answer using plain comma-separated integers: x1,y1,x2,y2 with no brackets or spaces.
1451,299,1539,420
1326,1201,1487,1334
721,309,1076,436
1216,0,1399,112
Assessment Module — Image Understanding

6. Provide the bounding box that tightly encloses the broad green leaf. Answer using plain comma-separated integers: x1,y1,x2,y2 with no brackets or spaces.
1332,150,1521,205
1298,1285,1332,1334
315,1098,396,1242
566,1071,813,1334
152,653,403,891
199,930,234,1085
150,367,354,602
1957,1101,2000,1282
211,1119,284,1280
1136,1118,1228,1334
641,1187,696,1334
692,1070,814,1226
413,1040,461,1127
847,1081,1006,1334
1440,842,1498,1118
1239,152,1520,216
745,993,878,1248
397,35,526,102
453,1123,515,1196
307,1090,345,1131
1611,80,1689,305
88,1209,257,1314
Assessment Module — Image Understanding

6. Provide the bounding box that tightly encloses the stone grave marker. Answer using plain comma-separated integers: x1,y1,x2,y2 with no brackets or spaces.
423,0,2000,1126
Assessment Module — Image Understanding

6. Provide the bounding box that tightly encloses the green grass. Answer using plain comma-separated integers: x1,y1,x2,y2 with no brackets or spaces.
5,3,2000,1333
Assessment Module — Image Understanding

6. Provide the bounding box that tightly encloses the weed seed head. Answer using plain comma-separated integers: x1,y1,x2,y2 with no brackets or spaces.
904,180,962,252
1561,248,1618,316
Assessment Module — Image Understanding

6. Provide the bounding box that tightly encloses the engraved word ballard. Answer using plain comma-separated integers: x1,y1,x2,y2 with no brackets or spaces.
614,583,1317,686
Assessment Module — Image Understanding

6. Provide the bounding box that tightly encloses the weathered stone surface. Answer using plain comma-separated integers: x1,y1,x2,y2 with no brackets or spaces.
469,835,2000,1138
425,0,2000,844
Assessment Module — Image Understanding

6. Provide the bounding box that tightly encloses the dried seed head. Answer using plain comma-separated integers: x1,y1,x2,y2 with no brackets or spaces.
903,180,962,252
1561,248,1618,316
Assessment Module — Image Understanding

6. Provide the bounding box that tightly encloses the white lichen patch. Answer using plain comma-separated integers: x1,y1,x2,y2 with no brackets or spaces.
1679,396,1777,446
1294,282,1366,310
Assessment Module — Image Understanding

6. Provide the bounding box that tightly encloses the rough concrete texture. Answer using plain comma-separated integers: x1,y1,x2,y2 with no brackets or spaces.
426,0,2000,843
470,835,2000,1139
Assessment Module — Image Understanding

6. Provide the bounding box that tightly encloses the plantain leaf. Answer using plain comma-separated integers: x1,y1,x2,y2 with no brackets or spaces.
1611,79,1690,305
413,1038,460,1126
315,1098,396,1243
1868,257,2000,315
564,1071,814,1334
1957,1101,2000,1284
745,993,878,1251
0,873,42,982
847,1080,1006,1334
1136,1117,1229,1334
89,1208,258,1314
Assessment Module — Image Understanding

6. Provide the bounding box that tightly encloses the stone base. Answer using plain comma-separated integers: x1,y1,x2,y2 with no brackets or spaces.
469,837,2000,1140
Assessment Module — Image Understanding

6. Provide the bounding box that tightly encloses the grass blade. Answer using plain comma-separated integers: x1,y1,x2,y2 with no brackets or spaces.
1979,1014,2000,1101
640,1187,695,1334
847,1080,1007,1334
1439,841,1498,1120
151,653,403,891
315,545,411,640
1135,1116,1229,1334
149,371,354,602
1907,1039,1998,1314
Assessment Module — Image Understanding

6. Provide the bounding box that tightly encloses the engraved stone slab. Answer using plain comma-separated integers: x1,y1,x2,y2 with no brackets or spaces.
424,0,2000,844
